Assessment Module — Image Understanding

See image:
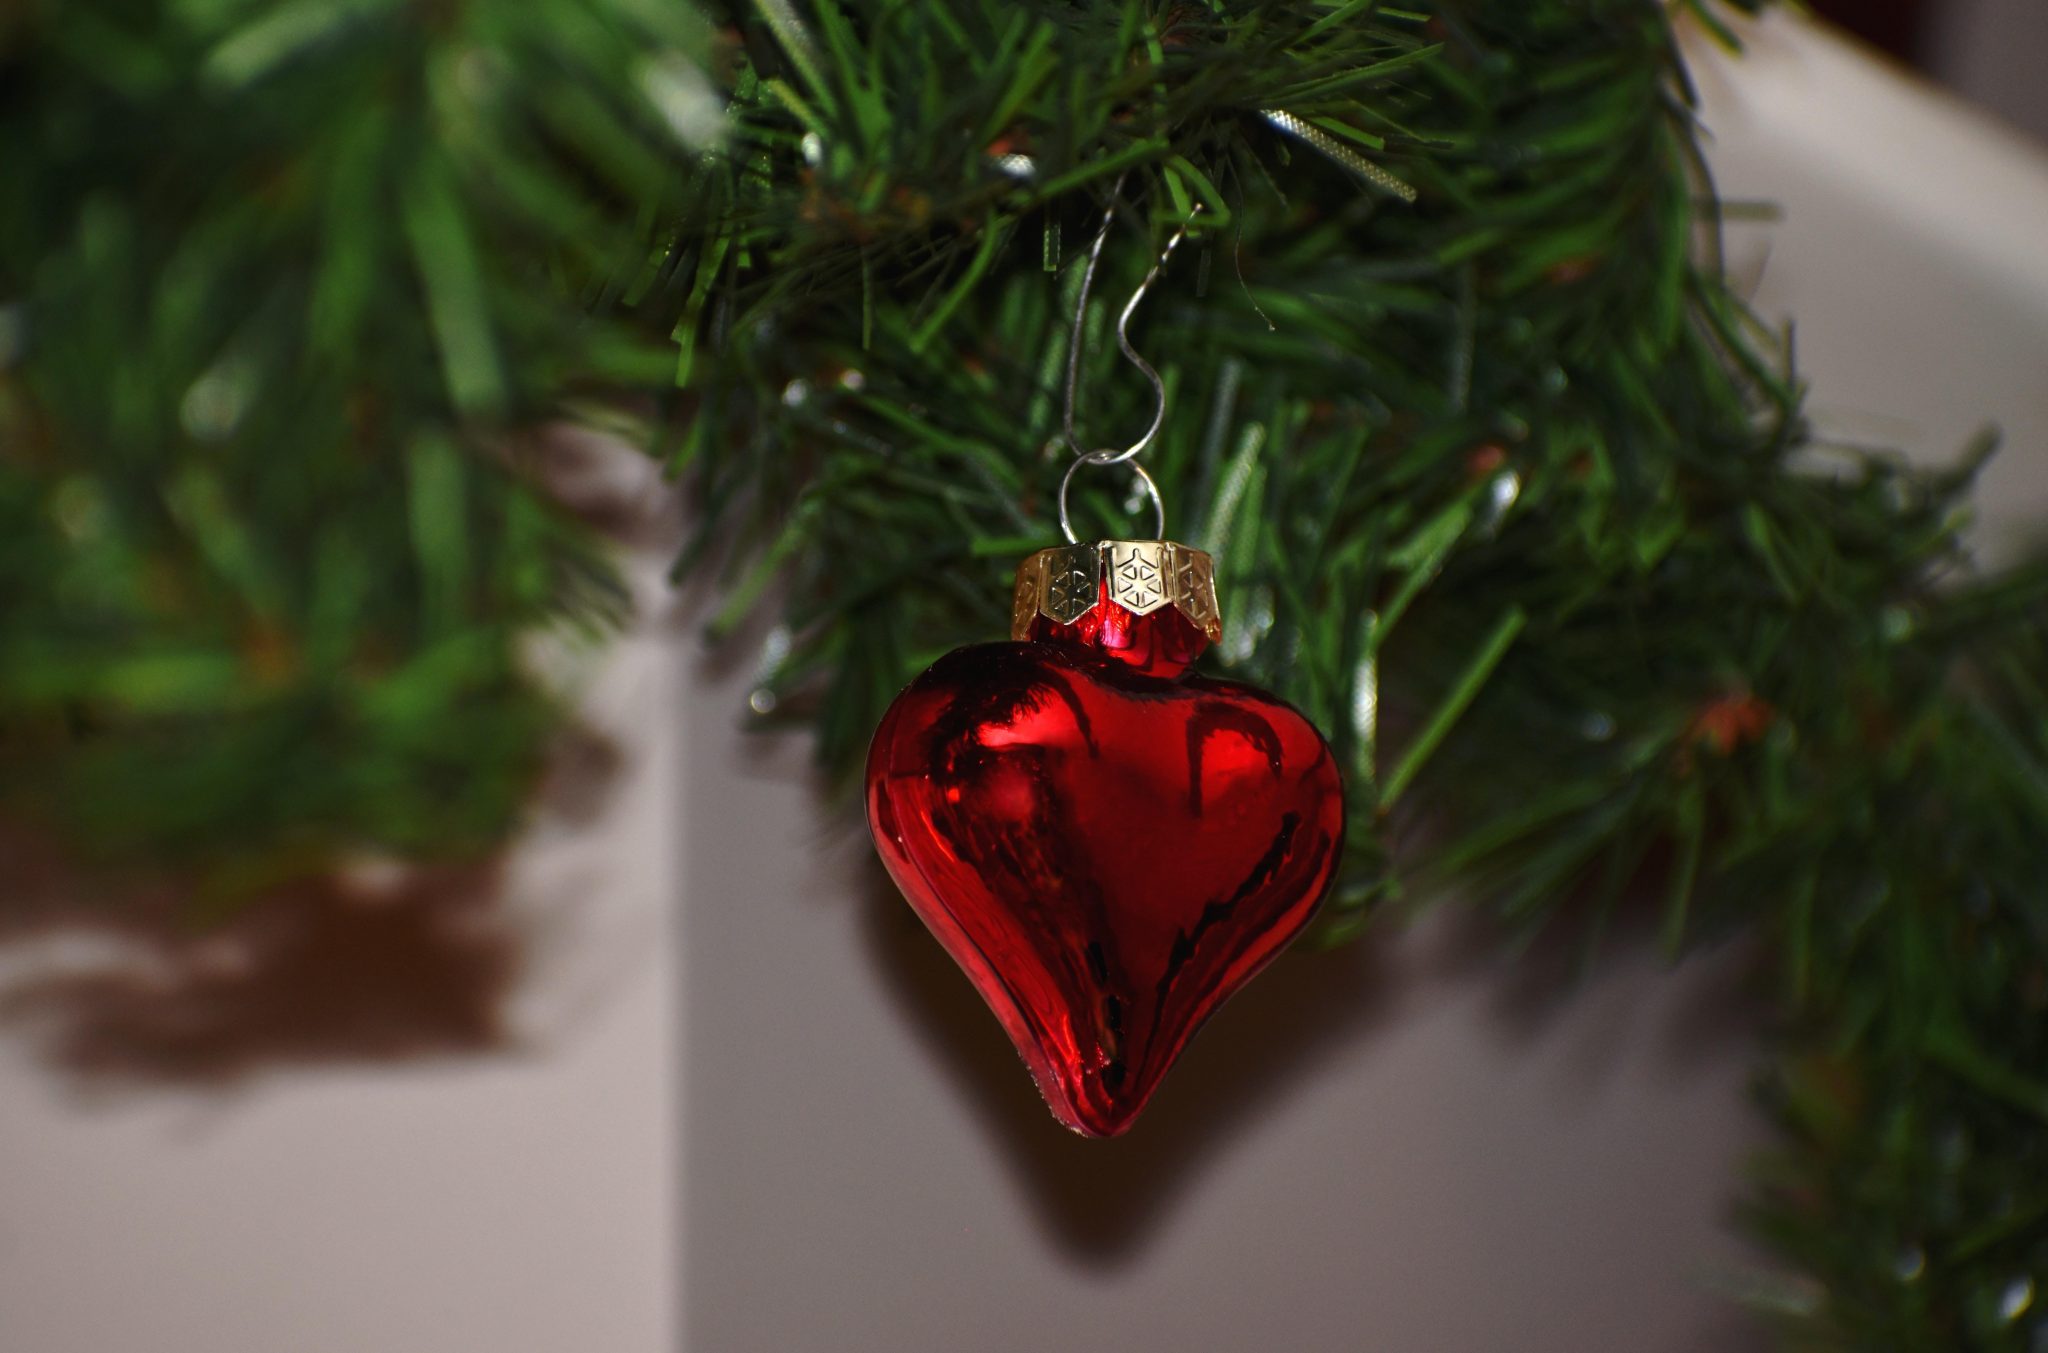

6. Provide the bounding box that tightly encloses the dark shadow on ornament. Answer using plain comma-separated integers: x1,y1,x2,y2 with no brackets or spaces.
859,865,1409,1268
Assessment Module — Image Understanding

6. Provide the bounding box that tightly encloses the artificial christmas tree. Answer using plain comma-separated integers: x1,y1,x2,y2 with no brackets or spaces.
5,0,2047,1343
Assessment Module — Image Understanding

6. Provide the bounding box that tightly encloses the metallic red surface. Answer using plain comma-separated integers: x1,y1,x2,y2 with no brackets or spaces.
1023,580,1209,677
865,618,1344,1137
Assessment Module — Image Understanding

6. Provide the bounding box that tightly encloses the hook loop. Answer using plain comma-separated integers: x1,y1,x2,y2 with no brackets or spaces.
1058,456,1165,544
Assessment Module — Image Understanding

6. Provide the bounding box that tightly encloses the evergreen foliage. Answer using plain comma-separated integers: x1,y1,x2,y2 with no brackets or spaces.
1,0,710,870
5,0,2047,1343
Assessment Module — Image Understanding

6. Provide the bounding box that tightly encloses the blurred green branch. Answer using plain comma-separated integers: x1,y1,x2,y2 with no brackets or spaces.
0,0,711,872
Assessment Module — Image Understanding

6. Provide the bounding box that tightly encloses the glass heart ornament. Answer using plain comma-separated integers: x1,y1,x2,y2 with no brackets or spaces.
865,539,1346,1137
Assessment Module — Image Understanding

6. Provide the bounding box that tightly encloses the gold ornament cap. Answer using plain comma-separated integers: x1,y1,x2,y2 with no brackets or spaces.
1010,539,1222,644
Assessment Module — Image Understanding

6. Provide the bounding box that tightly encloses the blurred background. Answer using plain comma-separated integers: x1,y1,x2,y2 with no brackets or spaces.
3,4,2047,1353
1818,0,2048,142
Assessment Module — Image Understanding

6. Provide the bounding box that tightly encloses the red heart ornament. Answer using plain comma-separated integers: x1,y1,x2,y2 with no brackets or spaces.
865,542,1345,1137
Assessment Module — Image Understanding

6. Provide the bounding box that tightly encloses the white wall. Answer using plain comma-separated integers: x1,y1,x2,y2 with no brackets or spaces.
0,483,688,1353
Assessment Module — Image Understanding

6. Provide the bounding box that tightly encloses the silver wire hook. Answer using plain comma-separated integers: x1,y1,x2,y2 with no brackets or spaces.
1058,455,1165,544
1061,202,1203,467
1057,191,1202,542
1059,194,1118,464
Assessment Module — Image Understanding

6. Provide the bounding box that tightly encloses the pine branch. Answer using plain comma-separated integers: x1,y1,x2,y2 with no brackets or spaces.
0,0,712,879
660,2,2048,1342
